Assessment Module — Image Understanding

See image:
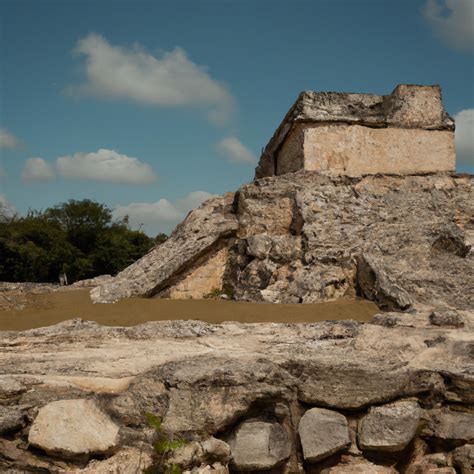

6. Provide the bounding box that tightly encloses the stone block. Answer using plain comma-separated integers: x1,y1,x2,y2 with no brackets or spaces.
298,408,350,463
229,420,290,471
358,400,422,452
256,84,455,179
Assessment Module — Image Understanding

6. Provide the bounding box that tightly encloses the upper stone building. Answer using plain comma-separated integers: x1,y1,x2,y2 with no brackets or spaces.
255,84,456,179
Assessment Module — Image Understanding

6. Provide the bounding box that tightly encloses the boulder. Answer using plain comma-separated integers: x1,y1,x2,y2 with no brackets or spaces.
28,399,119,458
358,400,422,452
229,420,290,471
298,408,350,463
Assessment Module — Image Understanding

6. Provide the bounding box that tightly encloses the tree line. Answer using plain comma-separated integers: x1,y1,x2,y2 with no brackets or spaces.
0,199,167,283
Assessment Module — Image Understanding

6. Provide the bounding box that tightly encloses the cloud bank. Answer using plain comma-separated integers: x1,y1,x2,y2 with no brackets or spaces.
454,109,474,171
56,148,157,184
423,0,474,51
0,128,20,149
113,190,215,235
67,33,234,123
22,157,55,181
216,137,256,163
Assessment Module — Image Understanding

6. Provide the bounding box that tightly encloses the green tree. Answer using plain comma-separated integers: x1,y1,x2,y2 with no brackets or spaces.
0,199,160,283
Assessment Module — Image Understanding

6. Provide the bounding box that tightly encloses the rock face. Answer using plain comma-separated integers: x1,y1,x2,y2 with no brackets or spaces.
0,314,473,472
92,172,473,314
28,399,119,458
358,400,422,452
298,408,350,462
255,84,455,179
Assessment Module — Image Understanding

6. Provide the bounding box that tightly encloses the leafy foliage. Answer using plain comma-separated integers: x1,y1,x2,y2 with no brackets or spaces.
144,413,187,474
204,285,234,300
0,199,167,283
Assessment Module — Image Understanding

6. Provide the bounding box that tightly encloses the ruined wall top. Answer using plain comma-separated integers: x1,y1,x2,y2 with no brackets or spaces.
255,84,455,179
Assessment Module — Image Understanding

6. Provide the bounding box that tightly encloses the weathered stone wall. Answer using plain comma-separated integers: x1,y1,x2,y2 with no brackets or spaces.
293,124,455,177
0,314,473,472
256,84,456,179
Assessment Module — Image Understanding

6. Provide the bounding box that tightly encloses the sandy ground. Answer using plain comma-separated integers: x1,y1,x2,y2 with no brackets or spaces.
0,289,378,331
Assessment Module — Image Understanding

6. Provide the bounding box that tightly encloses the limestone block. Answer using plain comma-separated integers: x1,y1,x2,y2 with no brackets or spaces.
229,420,290,471
298,408,350,463
256,84,455,179
358,400,422,452
28,399,119,458
299,124,455,176
384,84,449,129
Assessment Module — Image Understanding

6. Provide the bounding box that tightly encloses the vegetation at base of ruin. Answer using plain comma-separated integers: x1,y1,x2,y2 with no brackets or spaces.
144,412,187,474
0,199,167,284
204,285,234,300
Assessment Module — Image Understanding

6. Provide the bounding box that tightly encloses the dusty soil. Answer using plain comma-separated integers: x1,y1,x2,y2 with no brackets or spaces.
0,288,378,331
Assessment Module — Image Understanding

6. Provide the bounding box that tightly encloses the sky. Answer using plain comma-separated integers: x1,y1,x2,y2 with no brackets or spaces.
1,0,473,236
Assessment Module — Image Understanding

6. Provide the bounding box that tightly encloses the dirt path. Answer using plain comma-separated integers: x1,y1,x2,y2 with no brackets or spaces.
0,289,378,331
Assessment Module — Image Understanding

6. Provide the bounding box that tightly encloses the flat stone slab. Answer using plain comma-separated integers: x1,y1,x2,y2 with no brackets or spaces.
229,420,290,471
358,400,422,451
28,399,119,458
298,408,350,462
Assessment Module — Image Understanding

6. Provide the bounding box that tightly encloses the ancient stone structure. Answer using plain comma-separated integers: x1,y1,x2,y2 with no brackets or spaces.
91,172,473,311
255,84,456,178
0,85,472,472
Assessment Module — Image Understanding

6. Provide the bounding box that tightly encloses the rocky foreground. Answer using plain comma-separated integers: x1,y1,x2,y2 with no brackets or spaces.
0,310,473,473
1,171,473,472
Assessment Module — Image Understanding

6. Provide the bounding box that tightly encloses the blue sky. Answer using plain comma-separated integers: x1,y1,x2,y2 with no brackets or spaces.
1,0,473,235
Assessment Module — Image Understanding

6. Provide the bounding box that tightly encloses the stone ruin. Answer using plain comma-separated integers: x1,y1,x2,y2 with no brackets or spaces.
256,84,456,178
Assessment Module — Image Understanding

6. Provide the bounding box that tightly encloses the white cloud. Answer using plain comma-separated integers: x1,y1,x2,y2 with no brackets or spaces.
216,136,256,164
67,33,234,123
454,109,474,170
0,194,16,219
113,190,215,235
22,157,55,181
56,148,157,184
423,0,474,51
0,128,20,149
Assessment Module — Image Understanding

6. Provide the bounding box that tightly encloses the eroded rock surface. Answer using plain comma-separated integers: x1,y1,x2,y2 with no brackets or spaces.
1,315,471,471
91,172,473,314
